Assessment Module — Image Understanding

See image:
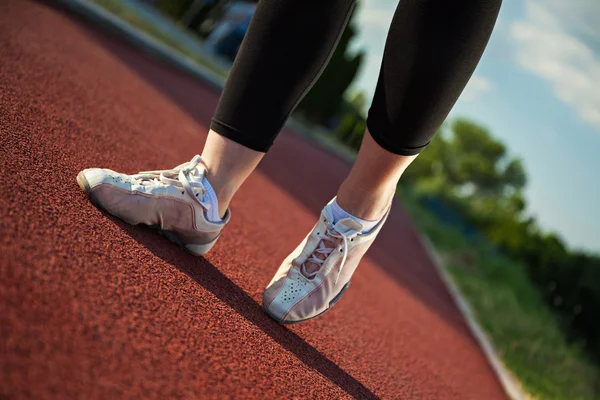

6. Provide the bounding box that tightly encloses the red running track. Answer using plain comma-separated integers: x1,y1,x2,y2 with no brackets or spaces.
0,1,507,399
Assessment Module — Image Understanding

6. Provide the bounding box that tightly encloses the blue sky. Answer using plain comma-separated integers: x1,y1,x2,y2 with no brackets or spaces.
351,0,600,253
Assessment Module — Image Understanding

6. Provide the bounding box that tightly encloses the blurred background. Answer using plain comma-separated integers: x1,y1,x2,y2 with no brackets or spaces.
83,0,599,398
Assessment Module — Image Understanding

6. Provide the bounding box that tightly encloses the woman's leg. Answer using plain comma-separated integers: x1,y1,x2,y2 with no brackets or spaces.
336,130,417,221
200,0,357,218
210,0,357,152
338,0,502,221
264,0,502,323
200,131,263,219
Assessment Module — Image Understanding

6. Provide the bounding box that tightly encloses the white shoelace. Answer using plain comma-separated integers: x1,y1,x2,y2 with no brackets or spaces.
132,155,211,211
301,223,357,284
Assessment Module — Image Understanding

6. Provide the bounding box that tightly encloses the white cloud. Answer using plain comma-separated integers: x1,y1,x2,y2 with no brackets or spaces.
461,75,495,102
541,0,600,41
510,0,600,131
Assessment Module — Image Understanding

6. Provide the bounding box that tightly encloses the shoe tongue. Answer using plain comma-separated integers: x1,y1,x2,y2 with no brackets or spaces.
334,217,362,234
187,165,206,183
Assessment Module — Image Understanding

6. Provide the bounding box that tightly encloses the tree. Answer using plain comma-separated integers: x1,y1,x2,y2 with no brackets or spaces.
334,113,366,151
403,118,530,243
406,120,525,194
346,91,367,117
404,118,600,361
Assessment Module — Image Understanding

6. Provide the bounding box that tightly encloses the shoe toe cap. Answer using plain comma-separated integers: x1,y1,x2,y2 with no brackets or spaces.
80,168,134,189
79,168,111,187
263,268,323,324
77,169,144,224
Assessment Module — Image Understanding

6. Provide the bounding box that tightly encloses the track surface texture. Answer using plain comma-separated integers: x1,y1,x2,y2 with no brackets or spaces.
1,1,507,399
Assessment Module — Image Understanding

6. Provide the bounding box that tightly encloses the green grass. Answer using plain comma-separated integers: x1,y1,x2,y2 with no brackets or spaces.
90,0,228,79
399,185,600,400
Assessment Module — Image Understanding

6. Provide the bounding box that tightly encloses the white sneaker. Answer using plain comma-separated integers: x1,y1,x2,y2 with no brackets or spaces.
263,199,389,323
76,155,229,256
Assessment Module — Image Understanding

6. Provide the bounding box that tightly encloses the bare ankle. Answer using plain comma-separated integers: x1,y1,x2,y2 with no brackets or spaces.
200,130,265,218
336,181,395,221
203,171,236,218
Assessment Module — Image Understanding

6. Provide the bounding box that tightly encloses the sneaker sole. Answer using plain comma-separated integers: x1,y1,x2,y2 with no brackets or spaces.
263,280,351,325
76,171,217,256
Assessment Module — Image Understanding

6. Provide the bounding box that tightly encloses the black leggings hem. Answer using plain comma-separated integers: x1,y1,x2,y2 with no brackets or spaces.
210,119,271,153
213,115,430,156
211,0,500,156
366,118,429,156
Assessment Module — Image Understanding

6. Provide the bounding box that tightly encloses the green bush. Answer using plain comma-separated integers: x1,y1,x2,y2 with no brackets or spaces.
399,119,600,363
334,113,365,151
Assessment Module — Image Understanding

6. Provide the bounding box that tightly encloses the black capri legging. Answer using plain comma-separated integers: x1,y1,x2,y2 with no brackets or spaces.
210,0,502,155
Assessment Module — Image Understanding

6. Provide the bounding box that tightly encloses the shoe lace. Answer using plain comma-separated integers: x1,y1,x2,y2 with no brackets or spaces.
301,222,356,284
132,155,211,210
